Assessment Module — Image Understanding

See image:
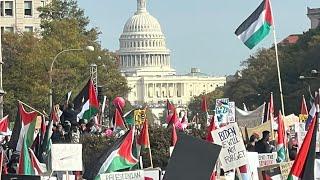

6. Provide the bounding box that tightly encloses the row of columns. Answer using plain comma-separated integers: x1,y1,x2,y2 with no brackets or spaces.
145,83,183,99
120,54,170,68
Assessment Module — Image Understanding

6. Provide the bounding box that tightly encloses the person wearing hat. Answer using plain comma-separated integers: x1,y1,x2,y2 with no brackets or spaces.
255,130,274,153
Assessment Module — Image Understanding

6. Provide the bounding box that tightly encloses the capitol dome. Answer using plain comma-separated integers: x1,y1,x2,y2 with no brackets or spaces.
118,0,176,77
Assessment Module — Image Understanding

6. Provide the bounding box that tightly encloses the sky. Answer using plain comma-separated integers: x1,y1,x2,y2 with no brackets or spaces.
77,0,320,76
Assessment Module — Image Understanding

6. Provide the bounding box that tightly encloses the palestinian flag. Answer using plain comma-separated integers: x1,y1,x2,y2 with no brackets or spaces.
171,124,177,147
138,119,150,149
287,112,318,180
83,128,138,180
262,166,281,180
123,109,135,126
206,116,216,142
167,109,178,127
276,111,285,163
74,79,99,121
0,115,9,134
40,118,53,163
201,96,208,112
299,95,308,122
166,99,175,115
235,0,273,49
114,108,126,130
29,148,46,175
18,137,33,175
9,103,38,151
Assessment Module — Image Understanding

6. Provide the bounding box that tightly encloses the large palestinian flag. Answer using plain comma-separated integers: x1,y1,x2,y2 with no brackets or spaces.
287,112,318,180
235,0,273,49
83,128,138,180
74,79,99,121
9,103,38,151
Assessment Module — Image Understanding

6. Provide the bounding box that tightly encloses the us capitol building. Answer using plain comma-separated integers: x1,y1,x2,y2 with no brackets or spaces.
117,0,226,106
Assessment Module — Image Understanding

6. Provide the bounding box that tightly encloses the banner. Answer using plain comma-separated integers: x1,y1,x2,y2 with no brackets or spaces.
227,102,236,123
236,103,265,128
51,144,82,171
240,121,271,139
215,98,229,124
211,123,247,171
99,170,144,180
258,153,277,167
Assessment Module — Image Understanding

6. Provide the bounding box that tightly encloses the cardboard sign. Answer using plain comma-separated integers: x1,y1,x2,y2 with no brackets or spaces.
211,123,248,171
258,153,277,167
99,170,144,180
227,102,236,123
280,161,293,180
163,133,221,180
51,144,82,171
215,98,229,123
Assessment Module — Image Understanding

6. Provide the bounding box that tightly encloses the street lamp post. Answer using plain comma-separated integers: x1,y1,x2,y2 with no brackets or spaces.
0,31,5,119
49,46,94,111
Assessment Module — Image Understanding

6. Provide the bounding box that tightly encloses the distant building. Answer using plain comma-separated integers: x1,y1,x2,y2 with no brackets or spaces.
0,0,51,33
279,34,300,46
117,0,226,106
307,7,320,29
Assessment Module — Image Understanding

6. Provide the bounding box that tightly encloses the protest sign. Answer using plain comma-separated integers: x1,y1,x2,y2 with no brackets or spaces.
99,170,144,180
257,164,281,180
215,98,229,123
258,153,277,167
236,103,265,128
240,121,272,139
295,122,305,132
227,102,236,123
297,131,320,152
163,133,221,180
144,168,161,180
51,144,82,171
280,161,293,180
247,152,260,180
211,123,247,171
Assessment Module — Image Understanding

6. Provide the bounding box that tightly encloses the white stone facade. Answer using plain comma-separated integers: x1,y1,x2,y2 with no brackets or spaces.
0,0,50,33
118,0,226,106
307,7,320,29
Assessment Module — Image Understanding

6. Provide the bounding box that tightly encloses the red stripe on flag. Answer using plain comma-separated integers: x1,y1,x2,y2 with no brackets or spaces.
264,0,273,25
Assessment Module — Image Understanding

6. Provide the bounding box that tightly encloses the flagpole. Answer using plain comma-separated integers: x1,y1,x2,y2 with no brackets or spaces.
148,146,153,168
17,100,49,117
269,0,285,116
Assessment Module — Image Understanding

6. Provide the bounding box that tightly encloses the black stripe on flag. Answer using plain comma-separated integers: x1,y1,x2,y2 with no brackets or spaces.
301,113,318,179
235,0,265,35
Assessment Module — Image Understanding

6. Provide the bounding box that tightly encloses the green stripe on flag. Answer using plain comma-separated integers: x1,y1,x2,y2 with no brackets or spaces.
83,106,99,120
107,156,136,173
244,22,271,49
26,119,37,148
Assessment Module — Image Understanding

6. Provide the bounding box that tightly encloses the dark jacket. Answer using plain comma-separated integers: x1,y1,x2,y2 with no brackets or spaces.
255,139,273,153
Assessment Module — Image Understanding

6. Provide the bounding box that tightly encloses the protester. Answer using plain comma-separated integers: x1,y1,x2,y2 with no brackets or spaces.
246,133,259,152
60,103,78,125
288,137,298,160
255,130,275,153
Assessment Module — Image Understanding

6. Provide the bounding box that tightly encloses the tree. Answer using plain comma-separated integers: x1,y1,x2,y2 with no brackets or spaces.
2,0,129,119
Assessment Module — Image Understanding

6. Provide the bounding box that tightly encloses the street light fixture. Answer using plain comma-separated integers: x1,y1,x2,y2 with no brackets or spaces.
49,46,95,111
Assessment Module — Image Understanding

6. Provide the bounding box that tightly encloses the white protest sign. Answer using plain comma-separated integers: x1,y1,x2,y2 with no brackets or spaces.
99,170,144,180
298,131,320,152
247,152,260,180
51,144,82,171
211,123,247,171
295,122,305,132
258,153,277,167
227,102,236,123
215,98,229,124
144,168,161,180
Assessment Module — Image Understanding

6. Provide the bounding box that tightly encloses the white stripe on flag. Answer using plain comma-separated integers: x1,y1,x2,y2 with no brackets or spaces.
237,10,266,43
77,100,89,121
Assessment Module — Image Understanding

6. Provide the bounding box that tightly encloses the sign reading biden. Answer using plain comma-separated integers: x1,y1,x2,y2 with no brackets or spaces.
211,123,248,171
